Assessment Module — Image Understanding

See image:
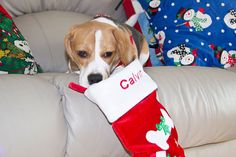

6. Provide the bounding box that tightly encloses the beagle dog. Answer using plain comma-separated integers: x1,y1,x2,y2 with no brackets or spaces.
64,16,149,87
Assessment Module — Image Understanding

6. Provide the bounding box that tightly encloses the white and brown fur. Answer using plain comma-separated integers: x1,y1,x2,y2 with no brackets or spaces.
64,16,149,87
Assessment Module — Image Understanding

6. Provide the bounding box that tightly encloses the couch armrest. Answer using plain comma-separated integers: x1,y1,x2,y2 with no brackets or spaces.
145,66,236,149
0,74,67,157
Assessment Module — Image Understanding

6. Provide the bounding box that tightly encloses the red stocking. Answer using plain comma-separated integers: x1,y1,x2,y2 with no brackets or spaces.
69,59,185,157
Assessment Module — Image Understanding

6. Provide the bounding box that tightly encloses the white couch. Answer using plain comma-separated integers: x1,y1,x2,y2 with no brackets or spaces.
0,0,236,157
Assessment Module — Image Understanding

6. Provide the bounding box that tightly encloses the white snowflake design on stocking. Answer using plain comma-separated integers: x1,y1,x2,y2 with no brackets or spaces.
146,109,174,156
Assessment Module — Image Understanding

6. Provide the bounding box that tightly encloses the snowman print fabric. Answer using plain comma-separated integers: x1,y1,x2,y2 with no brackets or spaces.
0,5,42,74
138,0,236,68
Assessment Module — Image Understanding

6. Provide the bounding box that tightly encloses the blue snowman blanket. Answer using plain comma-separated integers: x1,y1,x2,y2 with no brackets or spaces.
138,0,236,68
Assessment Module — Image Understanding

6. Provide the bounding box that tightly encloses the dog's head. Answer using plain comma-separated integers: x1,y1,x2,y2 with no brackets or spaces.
64,17,138,87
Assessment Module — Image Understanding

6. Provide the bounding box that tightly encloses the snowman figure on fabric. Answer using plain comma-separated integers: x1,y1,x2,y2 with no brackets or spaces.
24,58,38,74
148,0,161,16
167,44,197,66
68,59,185,157
209,44,236,68
224,9,236,29
14,40,32,53
176,7,212,31
149,31,165,56
14,39,38,74
149,31,165,63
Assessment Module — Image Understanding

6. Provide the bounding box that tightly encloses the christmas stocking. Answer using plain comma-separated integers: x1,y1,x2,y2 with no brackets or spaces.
69,59,185,157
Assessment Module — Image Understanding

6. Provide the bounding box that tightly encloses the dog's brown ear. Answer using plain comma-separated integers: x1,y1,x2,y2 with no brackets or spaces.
64,25,79,58
112,26,138,66
64,25,80,71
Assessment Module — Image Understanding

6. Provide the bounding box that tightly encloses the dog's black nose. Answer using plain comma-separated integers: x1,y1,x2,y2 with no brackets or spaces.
88,73,103,85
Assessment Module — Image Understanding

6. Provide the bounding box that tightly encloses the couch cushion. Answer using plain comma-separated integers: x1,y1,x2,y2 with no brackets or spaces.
145,67,236,148
0,74,67,157
13,11,92,72
185,139,236,157
228,66,236,73
36,72,130,157
1,0,127,22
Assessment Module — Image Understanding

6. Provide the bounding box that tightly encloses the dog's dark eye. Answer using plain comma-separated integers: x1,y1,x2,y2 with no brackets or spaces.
77,50,88,58
103,51,113,58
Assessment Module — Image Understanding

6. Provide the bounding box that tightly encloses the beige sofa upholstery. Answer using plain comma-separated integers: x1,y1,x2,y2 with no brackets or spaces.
0,0,236,157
